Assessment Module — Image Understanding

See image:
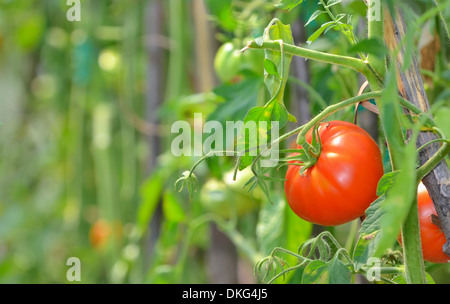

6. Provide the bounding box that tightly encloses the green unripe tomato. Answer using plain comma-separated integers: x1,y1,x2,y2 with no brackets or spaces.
214,42,265,83
240,48,264,77
214,42,243,83
200,178,257,218
222,166,262,201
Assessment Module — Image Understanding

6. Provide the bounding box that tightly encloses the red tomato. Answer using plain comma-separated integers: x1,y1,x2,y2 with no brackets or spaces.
89,219,112,249
416,182,449,263
89,219,123,249
284,120,384,226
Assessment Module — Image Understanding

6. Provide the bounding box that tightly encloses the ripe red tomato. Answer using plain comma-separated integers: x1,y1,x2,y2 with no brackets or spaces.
284,120,384,226
416,182,449,263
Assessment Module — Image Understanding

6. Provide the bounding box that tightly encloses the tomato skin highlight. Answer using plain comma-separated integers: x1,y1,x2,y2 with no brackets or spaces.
416,182,449,263
284,121,384,226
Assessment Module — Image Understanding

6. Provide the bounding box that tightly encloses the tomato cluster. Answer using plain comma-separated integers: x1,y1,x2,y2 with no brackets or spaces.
283,120,449,263
284,121,384,226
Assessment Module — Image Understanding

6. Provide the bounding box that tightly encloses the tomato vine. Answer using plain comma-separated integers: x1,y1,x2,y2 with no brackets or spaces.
176,0,450,284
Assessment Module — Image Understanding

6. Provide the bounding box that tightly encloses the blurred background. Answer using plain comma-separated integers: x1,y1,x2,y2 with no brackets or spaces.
0,0,449,283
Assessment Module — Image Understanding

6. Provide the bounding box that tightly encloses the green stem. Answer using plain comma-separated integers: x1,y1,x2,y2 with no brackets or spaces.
296,91,383,143
366,4,385,80
243,40,366,73
368,4,426,284
401,197,426,284
416,128,450,183
417,139,450,154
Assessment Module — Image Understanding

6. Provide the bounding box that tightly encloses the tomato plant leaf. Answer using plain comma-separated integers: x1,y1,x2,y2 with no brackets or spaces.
393,272,436,284
208,76,263,124
263,59,281,79
305,10,326,27
353,196,384,270
239,97,289,170
325,0,342,8
306,21,336,45
238,19,297,172
274,0,303,11
374,142,418,258
376,171,400,196
301,260,329,284
284,208,313,257
373,66,420,259
257,194,286,255
328,258,352,284
347,38,388,59
262,19,293,101
175,170,199,202
137,170,165,237
162,190,185,223
353,231,383,272
360,196,385,236
301,257,351,284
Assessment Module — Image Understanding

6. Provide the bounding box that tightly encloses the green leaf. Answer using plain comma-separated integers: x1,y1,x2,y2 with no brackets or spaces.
393,272,436,284
263,19,294,99
434,106,450,140
238,97,289,170
274,0,303,11
208,77,264,124
353,204,384,270
162,191,186,223
284,207,313,255
306,21,336,45
353,196,384,270
301,260,329,284
237,19,297,171
347,38,388,59
305,10,326,27
373,66,420,258
203,0,237,32
374,143,417,258
328,258,352,284
353,231,383,271
301,258,351,284
326,0,342,8
263,59,281,79
137,171,164,236
359,196,385,236
288,113,297,123
175,171,199,201
256,194,286,255
15,13,45,51
376,171,400,196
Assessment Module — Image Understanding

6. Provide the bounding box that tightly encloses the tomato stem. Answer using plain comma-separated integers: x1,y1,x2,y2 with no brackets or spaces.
243,40,366,73
415,128,450,183
401,197,427,284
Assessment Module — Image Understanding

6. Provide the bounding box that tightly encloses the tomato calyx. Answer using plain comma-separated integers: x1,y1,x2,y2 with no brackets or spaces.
292,123,322,176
